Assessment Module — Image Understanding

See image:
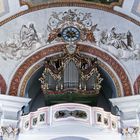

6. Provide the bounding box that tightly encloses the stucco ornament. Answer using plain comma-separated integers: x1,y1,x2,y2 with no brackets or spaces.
1,125,19,139
47,9,98,44
99,27,140,60
0,9,99,60
121,126,139,137
0,9,140,61
47,9,99,54
55,110,87,119
0,23,41,60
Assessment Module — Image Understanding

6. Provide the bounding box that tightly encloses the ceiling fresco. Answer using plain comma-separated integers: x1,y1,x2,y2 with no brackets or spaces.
84,0,119,4
21,0,49,5
20,0,122,7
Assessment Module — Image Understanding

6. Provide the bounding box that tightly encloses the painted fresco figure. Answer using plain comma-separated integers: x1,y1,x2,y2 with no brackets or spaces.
100,27,135,50
106,27,128,49
28,23,39,42
99,27,140,60
20,23,39,48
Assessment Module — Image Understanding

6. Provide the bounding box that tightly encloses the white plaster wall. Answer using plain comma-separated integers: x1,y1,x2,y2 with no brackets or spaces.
120,60,140,83
0,7,140,90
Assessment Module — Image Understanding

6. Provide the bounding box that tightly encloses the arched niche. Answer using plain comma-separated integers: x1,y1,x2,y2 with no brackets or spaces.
24,60,117,112
8,43,133,113
9,43,132,97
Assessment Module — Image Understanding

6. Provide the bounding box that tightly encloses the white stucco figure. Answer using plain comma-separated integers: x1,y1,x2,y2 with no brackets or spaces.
99,27,140,60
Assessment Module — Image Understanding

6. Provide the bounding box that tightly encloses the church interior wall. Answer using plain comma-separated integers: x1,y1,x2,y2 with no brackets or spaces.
0,5,140,95
0,1,140,140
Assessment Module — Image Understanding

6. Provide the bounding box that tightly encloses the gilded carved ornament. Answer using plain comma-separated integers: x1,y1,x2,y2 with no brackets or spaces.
39,46,103,95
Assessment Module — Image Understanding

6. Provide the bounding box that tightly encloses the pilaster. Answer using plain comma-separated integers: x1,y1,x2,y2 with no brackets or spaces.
110,95,140,140
0,94,31,140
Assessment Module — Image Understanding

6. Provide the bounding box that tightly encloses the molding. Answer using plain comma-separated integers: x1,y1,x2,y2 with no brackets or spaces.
110,95,140,114
110,94,140,104
0,94,31,106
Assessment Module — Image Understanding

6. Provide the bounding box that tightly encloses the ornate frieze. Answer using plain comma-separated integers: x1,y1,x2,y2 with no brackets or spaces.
0,9,140,61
